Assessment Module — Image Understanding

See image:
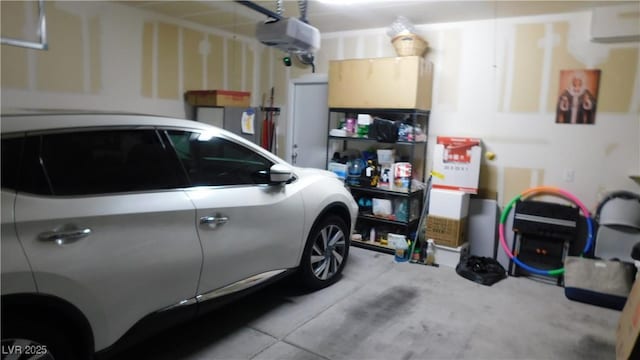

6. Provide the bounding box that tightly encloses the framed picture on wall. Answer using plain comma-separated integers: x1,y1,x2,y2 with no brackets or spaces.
555,69,601,125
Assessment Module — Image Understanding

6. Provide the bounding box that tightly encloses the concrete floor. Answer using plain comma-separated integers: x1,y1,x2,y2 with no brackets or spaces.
121,247,620,360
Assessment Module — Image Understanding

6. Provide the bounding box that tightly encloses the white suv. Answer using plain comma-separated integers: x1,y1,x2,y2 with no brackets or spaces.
1,112,358,359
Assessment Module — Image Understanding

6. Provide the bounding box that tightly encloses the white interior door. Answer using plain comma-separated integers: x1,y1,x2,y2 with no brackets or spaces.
288,75,328,169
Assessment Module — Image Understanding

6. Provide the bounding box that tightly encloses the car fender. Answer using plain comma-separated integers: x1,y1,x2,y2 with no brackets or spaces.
293,169,358,263
2,292,94,358
22,271,109,351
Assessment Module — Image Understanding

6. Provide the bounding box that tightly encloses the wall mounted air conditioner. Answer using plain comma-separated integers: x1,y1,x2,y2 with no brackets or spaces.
591,4,640,43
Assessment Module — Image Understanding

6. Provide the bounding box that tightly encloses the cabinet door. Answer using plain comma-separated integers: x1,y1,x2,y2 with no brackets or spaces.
223,107,262,145
196,107,263,146
196,107,224,127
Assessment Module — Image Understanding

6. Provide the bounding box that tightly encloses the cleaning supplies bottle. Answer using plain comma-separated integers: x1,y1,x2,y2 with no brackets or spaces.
347,157,365,187
390,234,409,263
425,239,436,265
365,160,379,187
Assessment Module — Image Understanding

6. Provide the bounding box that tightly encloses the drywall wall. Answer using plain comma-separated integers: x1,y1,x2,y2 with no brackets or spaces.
309,10,639,210
0,1,276,116
1,1,638,211
1,1,292,156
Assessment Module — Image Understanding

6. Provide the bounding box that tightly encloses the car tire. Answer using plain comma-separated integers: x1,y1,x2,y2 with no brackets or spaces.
298,215,350,290
1,317,78,360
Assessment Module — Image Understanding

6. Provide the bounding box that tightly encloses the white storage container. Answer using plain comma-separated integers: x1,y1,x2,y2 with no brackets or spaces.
434,242,469,268
428,188,470,219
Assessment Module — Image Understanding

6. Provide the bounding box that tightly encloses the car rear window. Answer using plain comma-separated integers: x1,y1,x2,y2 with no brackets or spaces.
35,129,189,196
1,136,24,191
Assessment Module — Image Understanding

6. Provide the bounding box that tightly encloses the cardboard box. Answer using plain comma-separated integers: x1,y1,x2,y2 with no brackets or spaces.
185,90,251,107
617,278,640,360
428,188,470,219
328,56,433,110
425,215,468,248
434,242,469,268
432,136,482,194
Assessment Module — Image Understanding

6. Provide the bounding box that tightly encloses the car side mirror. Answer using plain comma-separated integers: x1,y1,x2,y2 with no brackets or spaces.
270,164,293,184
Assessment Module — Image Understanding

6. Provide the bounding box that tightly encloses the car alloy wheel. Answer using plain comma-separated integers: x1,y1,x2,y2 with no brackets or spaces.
310,223,347,280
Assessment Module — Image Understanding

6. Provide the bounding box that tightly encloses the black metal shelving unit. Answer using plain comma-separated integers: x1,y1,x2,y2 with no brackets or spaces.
327,108,430,254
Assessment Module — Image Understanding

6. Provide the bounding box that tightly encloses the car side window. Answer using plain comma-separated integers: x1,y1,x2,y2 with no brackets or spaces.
39,129,188,196
19,136,53,195
166,130,274,186
1,136,24,191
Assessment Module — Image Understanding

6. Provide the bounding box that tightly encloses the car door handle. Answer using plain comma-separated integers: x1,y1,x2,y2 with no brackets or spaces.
39,227,92,245
199,215,229,228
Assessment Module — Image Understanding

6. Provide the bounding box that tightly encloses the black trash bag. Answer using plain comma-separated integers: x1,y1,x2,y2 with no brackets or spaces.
456,255,507,286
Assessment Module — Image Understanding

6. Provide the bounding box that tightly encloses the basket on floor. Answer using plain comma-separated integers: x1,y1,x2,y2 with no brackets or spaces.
392,33,428,57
